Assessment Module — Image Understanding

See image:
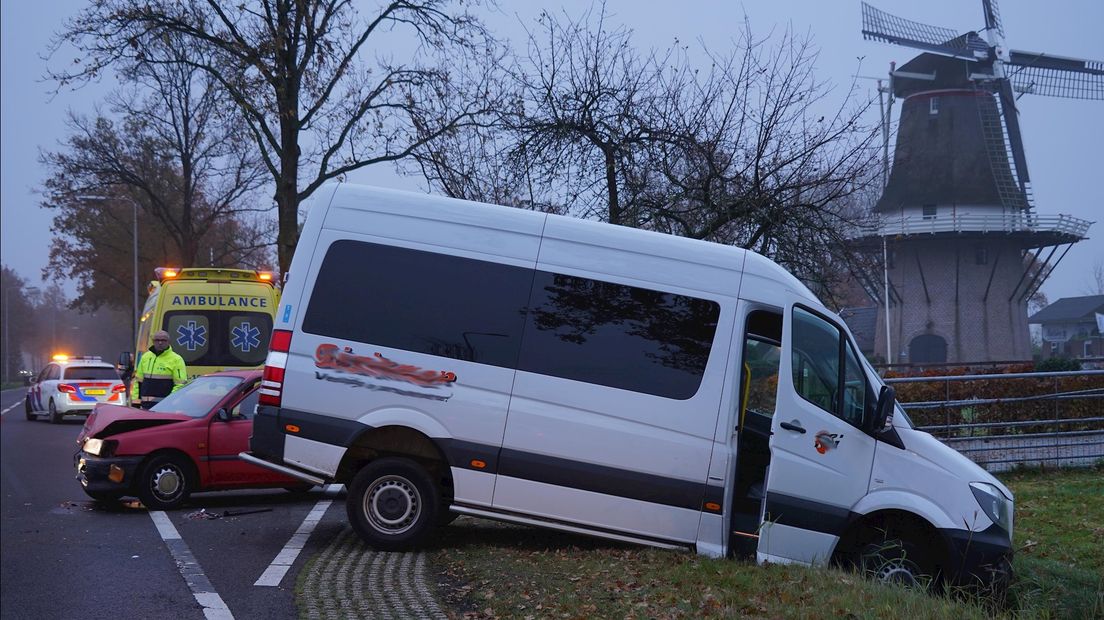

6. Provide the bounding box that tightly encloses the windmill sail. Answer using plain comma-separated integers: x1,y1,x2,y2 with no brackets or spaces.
1005,51,1104,99
860,2,978,60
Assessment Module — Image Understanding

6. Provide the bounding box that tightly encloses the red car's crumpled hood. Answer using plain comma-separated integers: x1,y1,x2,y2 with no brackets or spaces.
79,403,194,443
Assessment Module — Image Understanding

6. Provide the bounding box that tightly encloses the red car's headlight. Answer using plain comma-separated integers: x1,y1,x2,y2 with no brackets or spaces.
83,438,118,457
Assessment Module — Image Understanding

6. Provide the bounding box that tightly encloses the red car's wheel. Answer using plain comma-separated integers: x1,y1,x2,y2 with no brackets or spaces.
138,454,194,510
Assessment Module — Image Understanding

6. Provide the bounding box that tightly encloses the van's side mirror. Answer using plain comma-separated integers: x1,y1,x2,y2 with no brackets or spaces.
870,385,896,434
23,376,32,387
216,408,231,422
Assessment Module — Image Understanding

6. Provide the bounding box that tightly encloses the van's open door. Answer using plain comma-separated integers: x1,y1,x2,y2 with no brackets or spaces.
757,304,877,565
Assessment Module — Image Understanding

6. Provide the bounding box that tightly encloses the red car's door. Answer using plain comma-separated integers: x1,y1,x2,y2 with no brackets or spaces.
206,386,282,485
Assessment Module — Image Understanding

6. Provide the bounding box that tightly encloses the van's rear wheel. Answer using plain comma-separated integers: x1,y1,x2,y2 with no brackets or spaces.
347,458,439,551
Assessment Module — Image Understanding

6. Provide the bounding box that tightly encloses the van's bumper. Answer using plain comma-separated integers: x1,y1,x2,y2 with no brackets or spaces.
245,405,331,486
250,404,286,462
940,524,1013,592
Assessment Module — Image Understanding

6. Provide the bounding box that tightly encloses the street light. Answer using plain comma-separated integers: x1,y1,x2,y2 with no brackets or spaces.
80,194,139,356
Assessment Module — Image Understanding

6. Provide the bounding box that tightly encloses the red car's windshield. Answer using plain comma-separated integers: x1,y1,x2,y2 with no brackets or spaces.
150,376,244,418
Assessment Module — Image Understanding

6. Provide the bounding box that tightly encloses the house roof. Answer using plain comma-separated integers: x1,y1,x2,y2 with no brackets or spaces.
1028,295,1104,324
840,306,879,354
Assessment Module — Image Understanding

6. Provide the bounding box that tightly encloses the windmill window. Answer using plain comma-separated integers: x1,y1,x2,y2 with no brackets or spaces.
922,204,937,219
1085,340,1093,358
929,97,939,115
975,247,988,265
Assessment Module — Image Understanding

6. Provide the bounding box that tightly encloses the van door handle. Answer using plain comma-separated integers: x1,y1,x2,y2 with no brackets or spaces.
780,420,806,434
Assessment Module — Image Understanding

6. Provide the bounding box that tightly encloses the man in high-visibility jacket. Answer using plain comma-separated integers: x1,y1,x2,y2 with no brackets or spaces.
131,330,188,409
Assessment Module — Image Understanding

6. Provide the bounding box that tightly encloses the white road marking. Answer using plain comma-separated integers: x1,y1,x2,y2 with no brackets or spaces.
254,484,342,587
149,511,235,619
0,402,19,416
149,510,182,540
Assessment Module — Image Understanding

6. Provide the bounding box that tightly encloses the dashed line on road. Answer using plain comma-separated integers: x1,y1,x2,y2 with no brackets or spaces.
149,511,235,620
254,484,343,587
0,402,20,416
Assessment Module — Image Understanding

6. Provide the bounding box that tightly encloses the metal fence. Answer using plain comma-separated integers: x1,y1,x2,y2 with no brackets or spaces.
885,370,1104,472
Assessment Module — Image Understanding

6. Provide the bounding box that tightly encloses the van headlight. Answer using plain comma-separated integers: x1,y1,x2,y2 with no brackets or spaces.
970,482,1012,532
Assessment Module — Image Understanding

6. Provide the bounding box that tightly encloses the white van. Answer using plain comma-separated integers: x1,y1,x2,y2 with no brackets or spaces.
242,184,1013,590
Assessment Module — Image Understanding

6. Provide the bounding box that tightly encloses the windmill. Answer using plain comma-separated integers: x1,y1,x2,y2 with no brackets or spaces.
851,0,1100,366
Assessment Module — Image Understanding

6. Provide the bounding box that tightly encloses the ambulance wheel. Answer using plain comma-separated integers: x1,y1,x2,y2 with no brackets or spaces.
347,458,439,551
860,537,935,590
49,399,62,424
25,397,35,421
138,454,193,510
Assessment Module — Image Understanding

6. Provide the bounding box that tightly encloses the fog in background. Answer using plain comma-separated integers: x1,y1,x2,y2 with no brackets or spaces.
2,2,1101,357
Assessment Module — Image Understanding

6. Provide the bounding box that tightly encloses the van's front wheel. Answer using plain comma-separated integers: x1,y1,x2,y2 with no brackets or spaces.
347,458,439,551
859,537,935,590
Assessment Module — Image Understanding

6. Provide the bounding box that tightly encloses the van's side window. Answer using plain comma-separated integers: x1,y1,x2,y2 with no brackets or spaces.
303,240,720,399
791,307,870,428
518,272,719,400
302,240,532,367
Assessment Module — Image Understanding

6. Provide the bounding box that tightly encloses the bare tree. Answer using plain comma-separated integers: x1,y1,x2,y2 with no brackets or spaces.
410,10,880,302
507,6,673,225
50,0,502,273
41,33,272,308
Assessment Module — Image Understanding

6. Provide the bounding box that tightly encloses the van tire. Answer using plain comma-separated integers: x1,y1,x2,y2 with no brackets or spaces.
347,458,439,551
859,537,934,590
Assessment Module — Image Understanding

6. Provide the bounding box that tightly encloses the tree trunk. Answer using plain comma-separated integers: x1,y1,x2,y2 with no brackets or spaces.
604,148,620,225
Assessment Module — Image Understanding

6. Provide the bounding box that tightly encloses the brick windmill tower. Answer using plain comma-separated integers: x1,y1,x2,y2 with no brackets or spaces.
853,0,1099,365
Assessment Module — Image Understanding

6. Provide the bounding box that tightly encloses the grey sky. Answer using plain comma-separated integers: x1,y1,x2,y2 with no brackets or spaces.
3,0,1101,302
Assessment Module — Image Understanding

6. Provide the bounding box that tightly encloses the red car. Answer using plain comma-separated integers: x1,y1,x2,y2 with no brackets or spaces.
74,370,304,509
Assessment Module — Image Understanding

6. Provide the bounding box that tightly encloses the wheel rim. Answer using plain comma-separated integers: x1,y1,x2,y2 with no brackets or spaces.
150,464,185,502
363,475,421,535
869,556,923,587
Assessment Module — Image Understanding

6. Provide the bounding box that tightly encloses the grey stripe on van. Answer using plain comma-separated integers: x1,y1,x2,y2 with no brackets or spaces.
278,407,366,447
497,448,716,513
764,492,854,536
271,406,725,514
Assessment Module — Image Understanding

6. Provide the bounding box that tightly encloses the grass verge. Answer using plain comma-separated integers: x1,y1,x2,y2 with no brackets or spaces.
429,465,1103,619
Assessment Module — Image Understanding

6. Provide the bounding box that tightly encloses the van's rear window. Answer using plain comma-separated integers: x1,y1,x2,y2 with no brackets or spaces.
303,239,719,400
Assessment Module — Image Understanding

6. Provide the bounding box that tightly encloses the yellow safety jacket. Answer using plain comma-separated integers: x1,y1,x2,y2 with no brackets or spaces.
131,348,188,407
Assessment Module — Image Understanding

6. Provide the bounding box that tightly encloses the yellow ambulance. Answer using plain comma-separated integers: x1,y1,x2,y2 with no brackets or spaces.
125,267,280,381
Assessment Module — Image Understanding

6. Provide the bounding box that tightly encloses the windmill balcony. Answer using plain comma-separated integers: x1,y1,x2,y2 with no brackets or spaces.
851,212,1093,241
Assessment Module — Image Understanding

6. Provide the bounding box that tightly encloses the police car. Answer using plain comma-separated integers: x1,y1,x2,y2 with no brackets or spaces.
25,355,126,423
